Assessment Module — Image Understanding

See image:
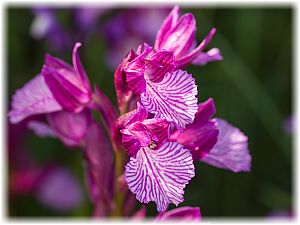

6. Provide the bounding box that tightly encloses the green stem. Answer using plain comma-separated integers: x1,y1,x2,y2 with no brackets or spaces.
111,148,126,217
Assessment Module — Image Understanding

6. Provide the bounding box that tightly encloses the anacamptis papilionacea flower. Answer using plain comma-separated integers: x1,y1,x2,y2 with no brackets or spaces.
9,6,251,219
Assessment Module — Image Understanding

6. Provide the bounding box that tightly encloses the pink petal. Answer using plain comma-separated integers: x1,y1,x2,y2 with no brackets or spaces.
155,206,201,221
144,50,176,83
141,69,198,129
112,102,148,150
193,48,223,66
158,13,196,58
124,60,147,95
8,74,62,123
142,118,170,148
125,102,148,126
194,97,216,123
200,118,251,172
42,65,91,112
114,50,136,113
125,142,195,212
72,42,91,89
154,6,180,51
121,122,154,157
176,28,216,68
170,98,218,160
121,117,170,157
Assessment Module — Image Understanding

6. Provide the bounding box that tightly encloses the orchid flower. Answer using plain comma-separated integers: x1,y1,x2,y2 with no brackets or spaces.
9,6,251,218
154,6,223,68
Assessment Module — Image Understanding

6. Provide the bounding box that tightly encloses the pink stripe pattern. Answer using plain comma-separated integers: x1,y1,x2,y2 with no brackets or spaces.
125,142,195,212
9,75,62,123
141,70,198,129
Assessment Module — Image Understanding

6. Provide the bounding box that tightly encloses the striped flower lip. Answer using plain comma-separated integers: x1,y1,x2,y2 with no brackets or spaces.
124,47,198,129
125,142,195,212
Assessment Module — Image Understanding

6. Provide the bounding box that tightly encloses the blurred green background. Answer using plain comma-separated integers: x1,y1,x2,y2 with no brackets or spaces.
7,5,293,218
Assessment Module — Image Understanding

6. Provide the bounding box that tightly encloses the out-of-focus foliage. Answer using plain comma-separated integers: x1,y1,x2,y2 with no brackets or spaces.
7,6,292,218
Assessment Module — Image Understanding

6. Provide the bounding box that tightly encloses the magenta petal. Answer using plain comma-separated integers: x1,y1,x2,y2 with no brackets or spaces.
172,120,219,161
141,69,198,129
144,50,176,83
125,142,195,212
48,109,92,147
45,54,73,71
193,48,223,66
121,122,154,157
194,98,216,123
159,13,196,58
112,103,148,150
142,118,170,148
125,102,148,126
27,121,56,138
42,65,91,112
114,50,136,113
200,118,251,172
155,206,201,221
125,60,147,95
121,117,170,157
35,167,83,212
72,42,91,89
135,42,153,59
176,28,216,68
8,74,62,123
170,98,219,160
83,122,114,216
155,6,180,51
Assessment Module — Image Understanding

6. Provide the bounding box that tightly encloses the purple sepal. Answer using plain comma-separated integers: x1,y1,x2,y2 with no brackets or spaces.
83,122,114,216
200,118,251,172
193,48,223,66
8,74,62,124
155,6,219,68
125,142,195,212
175,28,217,68
170,98,219,160
156,12,196,58
48,109,92,147
114,50,137,114
42,43,92,112
155,206,201,221
154,6,180,51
